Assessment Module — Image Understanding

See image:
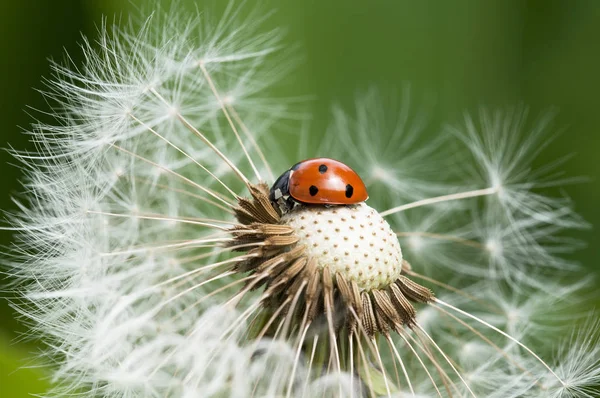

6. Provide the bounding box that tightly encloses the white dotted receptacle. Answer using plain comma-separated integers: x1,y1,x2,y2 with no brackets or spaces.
281,203,403,291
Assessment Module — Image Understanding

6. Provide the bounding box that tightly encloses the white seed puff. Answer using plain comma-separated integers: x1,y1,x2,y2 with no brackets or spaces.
282,203,402,291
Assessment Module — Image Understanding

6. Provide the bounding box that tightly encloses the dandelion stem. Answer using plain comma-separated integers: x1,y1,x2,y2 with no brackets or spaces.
380,187,498,216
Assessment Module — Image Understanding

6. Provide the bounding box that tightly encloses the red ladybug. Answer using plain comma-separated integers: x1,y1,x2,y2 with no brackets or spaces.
269,158,368,210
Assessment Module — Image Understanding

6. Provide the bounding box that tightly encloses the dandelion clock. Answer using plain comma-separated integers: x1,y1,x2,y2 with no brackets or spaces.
3,2,600,398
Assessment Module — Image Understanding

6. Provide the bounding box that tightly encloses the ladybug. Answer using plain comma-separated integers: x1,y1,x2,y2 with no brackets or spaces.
269,158,368,212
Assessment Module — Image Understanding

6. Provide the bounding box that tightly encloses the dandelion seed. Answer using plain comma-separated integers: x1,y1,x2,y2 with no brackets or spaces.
3,3,598,398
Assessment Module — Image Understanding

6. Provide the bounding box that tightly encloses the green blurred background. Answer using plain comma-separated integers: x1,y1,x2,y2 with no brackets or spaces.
1,1,599,396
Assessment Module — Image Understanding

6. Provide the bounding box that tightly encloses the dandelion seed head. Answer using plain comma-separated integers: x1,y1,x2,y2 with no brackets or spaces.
4,2,597,397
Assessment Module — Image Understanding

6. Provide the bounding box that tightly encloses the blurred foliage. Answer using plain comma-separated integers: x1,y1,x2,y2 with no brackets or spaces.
1,1,598,396
0,331,50,396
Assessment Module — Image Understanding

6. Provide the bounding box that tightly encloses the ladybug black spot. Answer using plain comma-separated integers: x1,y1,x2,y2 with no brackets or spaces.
345,184,354,198
309,185,319,196
318,164,328,174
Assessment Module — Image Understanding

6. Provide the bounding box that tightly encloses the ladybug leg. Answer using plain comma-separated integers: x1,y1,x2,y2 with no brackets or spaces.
271,194,296,216
286,196,298,212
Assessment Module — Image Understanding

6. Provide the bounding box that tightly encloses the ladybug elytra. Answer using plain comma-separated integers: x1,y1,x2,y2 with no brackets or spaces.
269,158,368,212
